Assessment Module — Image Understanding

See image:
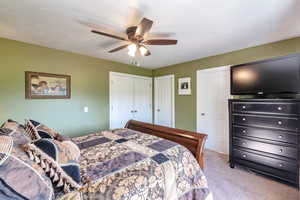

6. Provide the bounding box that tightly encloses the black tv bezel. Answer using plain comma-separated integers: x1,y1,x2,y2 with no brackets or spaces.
230,54,300,96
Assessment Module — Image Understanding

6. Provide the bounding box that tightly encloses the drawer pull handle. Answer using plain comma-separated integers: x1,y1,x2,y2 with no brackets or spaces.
278,135,283,139
279,163,284,167
242,130,246,134
277,121,282,125
242,118,246,121
242,106,246,109
279,149,283,153
242,154,247,158
277,107,282,111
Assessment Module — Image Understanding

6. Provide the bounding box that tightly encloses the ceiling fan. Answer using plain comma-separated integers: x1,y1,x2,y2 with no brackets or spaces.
91,18,177,57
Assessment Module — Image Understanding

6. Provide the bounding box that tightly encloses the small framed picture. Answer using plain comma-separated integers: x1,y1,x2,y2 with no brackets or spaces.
25,71,71,99
178,77,191,95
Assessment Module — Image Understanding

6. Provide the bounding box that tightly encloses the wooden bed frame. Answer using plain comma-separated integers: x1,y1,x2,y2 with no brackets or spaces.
125,120,208,169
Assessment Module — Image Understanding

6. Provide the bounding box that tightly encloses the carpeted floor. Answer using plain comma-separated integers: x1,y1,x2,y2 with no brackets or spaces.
204,150,299,200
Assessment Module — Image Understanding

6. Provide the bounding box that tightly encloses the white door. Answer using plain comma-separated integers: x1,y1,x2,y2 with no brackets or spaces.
154,75,175,127
197,66,230,154
133,78,152,123
110,72,153,129
110,75,134,129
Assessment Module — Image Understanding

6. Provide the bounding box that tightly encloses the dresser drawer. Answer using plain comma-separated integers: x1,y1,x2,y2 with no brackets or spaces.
233,114,299,132
233,137,298,159
234,157,298,185
233,149,298,173
233,126,299,144
232,102,298,115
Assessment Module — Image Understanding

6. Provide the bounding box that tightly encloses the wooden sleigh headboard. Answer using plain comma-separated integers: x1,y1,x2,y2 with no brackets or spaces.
125,120,208,169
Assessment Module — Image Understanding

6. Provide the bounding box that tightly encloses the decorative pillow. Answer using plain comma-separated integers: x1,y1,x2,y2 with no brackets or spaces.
1,119,30,145
24,119,41,141
25,119,70,141
23,138,81,196
0,135,53,200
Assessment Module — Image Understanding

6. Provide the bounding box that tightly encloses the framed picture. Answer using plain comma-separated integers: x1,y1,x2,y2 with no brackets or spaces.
178,77,191,95
25,71,71,99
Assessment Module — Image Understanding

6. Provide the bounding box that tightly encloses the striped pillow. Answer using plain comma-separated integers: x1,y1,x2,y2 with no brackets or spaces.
24,119,41,141
25,119,70,141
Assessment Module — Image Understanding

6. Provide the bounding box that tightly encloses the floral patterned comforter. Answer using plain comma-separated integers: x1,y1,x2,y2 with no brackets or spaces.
73,128,213,200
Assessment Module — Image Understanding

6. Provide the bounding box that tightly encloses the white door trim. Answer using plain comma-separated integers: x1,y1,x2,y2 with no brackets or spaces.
154,74,175,128
109,71,152,129
110,71,152,80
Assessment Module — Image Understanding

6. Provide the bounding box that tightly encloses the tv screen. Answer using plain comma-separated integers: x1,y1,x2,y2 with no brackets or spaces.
231,55,300,95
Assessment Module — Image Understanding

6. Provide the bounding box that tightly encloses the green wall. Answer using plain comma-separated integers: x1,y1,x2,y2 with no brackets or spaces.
2,37,300,137
0,38,152,137
153,37,300,132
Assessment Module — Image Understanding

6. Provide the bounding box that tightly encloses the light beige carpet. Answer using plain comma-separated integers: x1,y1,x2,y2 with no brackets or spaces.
204,150,299,200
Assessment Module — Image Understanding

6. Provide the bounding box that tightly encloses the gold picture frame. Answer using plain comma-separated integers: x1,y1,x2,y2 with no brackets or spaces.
25,71,71,99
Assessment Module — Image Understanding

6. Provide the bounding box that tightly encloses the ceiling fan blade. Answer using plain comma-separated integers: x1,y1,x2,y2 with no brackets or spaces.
136,18,153,37
108,44,129,53
91,30,128,41
143,39,177,45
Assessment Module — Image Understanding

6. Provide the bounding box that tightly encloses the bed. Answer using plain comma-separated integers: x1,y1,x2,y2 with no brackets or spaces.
73,120,212,200
0,119,212,200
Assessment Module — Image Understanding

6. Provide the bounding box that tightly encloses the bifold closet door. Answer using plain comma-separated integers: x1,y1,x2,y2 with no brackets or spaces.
110,75,134,129
133,78,152,123
110,72,153,129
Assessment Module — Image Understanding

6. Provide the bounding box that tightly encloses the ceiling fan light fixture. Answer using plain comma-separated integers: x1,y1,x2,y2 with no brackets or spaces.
128,43,137,52
128,50,136,57
139,46,148,56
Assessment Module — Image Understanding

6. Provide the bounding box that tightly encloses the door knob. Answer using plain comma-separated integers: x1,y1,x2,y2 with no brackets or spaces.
201,113,205,116
130,110,134,113
134,110,138,113
157,109,160,112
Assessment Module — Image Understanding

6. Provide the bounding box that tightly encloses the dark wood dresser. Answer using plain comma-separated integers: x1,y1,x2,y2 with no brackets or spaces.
229,99,300,188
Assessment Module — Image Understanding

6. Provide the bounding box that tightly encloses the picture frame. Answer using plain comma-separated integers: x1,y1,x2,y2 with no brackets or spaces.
25,71,71,99
178,77,191,95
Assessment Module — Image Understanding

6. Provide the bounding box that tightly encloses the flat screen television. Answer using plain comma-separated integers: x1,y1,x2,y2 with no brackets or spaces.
231,54,300,95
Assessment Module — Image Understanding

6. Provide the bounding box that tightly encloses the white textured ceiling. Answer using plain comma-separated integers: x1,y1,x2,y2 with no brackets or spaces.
0,0,300,69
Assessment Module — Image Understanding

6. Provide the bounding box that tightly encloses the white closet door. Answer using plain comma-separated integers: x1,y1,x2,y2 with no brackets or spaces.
197,66,230,154
154,75,175,127
133,78,152,123
110,75,134,129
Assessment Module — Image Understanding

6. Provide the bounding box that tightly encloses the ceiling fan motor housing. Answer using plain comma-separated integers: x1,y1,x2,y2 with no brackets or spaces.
126,26,139,41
